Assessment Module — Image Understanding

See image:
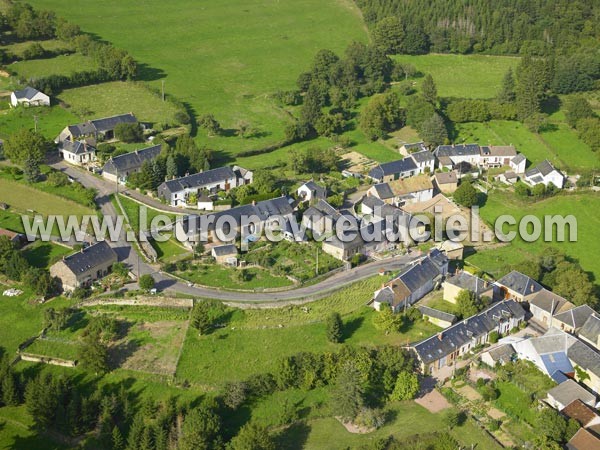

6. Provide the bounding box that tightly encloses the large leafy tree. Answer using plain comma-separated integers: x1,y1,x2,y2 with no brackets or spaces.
453,180,478,208
4,129,48,166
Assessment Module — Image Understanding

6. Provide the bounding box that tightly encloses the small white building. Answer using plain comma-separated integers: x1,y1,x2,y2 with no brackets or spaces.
297,180,326,203
524,160,565,189
59,140,96,166
10,87,50,107
510,154,527,174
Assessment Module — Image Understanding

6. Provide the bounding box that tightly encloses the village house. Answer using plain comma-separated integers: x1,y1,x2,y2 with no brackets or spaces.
417,306,457,329
360,195,385,216
433,171,458,194
442,271,494,303
480,343,515,367
434,144,481,169
297,180,327,203
526,288,575,327
59,140,97,166
56,113,138,143
411,299,525,376
321,232,365,261
211,244,238,266
367,174,434,207
524,159,565,189
552,305,597,334
435,240,464,260
399,141,428,156
495,270,543,302
479,145,518,168
579,315,600,350
372,249,448,313
49,241,117,292
546,379,597,411
102,144,162,183
568,339,600,394
302,199,343,239
368,157,418,183
567,427,600,450
157,166,253,208
510,154,527,173
176,196,295,248
10,86,50,107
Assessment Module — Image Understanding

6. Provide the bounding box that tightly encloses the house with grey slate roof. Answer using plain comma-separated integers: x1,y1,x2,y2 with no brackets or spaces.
579,315,600,351
56,113,138,143
553,305,596,334
546,379,596,411
297,181,327,203
59,140,97,166
372,249,448,313
411,299,525,376
102,145,162,183
524,159,565,188
495,270,543,302
442,271,495,303
10,86,50,107
526,288,575,327
50,241,117,292
158,166,252,207
368,157,418,183
417,306,457,328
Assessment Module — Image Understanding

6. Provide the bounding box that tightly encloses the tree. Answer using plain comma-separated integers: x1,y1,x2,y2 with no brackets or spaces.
515,56,551,120
198,114,221,136
421,74,437,104
390,371,419,401
453,180,478,208
535,407,567,443
514,181,531,197
78,332,108,374
179,399,222,450
223,381,248,410
442,409,461,429
330,362,365,422
229,422,275,450
373,303,401,333
372,17,404,54
359,92,405,140
525,112,549,133
326,312,343,343
551,263,597,308
456,290,479,319
114,122,143,143
112,426,125,450
497,68,516,103
23,153,41,183
166,154,178,179
565,97,594,128
577,117,600,151
419,113,447,146
4,129,48,165
2,371,19,406
138,274,155,291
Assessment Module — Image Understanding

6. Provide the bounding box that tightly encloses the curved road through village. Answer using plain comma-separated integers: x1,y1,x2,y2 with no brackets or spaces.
51,161,420,302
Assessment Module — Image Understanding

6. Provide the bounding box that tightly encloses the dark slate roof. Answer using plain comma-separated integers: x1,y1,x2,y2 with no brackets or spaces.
362,196,385,210
90,113,137,132
568,340,600,378
212,244,238,256
413,300,525,364
60,241,117,274
434,144,480,158
445,272,488,295
526,159,557,178
403,142,427,151
182,196,294,234
512,154,526,165
13,86,43,100
158,166,237,197
579,315,600,345
417,306,457,323
398,255,443,293
103,145,162,175
68,123,96,138
61,140,96,155
496,270,543,297
304,199,341,221
410,150,435,163
553,305,596,330
324,232,365,250
371,183,394,199
487,343,515,363
528,289,572,315
368,158,417,180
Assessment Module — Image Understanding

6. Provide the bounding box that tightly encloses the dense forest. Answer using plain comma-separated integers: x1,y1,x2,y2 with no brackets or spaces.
355,0,599,55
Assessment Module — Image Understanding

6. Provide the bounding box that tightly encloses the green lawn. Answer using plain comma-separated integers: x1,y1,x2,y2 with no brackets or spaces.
0,39,71,58
27,0,368,159
0,104,78,140
9,53,98,79
392,54,520,99
466,191,600,280
150,237,190,262
114,194,177,232
176,278,440,387
177,264,294,290
22,241,71,269
58,81,180,126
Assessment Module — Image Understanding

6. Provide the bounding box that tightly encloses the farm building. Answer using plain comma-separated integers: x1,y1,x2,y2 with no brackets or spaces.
495,270,543,302
10,87,50,107
579,315,600,350
102,145,162,183
526,289,574,327
211,244,238,266
56,113,138,143
442,271,493,303
399,142,428,156
480,343,515,367
50,241,117,292
552,305,597,334
433,171,458,194
417,306,457,328
367,174,434,207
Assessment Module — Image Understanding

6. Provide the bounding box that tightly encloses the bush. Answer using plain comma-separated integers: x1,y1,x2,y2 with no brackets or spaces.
488,331,499,344
46,171,69,187
114,122,143,143
21,42,45,60
138,274,155,291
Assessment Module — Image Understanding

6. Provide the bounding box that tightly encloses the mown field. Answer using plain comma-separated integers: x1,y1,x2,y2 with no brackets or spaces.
0,104,78,140
466,191,600,280
9,53,98,79
27,0,368,158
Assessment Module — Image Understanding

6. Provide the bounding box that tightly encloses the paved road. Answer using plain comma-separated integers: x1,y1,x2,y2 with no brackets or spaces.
50,161,420,302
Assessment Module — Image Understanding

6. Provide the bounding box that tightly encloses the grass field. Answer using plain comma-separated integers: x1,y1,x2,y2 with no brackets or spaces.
0,104,78,140
176,278,441,387
115,194,177,231
27,0,368,158
392,54,520,99
58,81,180,126
22,241,71,268
0,406,63,450
466,191,600,280
9,53,98,79
455,120,600,171
177,264,294,290
0,39,71,58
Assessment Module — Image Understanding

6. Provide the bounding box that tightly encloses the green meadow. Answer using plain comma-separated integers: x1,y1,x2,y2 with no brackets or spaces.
392,53,520,99
27,0,368,158
9,53,98,79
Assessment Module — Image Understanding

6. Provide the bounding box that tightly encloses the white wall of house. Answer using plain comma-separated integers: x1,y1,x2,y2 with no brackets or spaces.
10,92,50,107
168,175,238,207
510,159,526,174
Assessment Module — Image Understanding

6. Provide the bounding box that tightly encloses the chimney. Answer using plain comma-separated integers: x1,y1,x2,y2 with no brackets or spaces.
252,200,256,206
135,150,139,155
437,332,443,341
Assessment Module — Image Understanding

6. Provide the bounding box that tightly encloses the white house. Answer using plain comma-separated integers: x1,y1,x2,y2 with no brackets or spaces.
510,154,527,174
297,180,326,203
10,87,50,107
59,140,96,166
524,160,565,189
